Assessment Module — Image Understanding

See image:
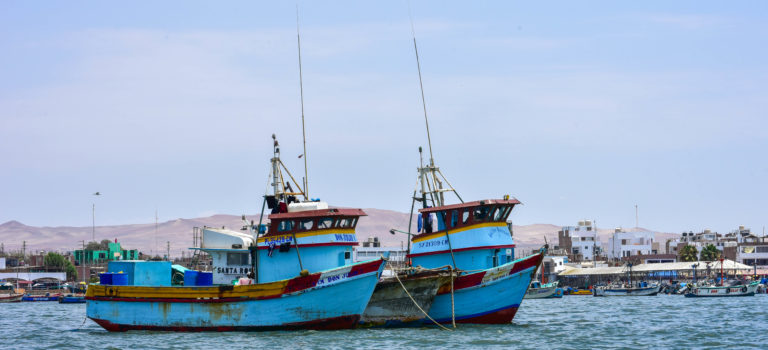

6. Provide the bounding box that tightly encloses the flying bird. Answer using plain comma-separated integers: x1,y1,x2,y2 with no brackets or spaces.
94,192,101,196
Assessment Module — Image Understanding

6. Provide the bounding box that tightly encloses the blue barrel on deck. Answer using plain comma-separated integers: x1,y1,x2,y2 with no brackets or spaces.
196,272,213,286
184,270,199,286
111,272,129,285
99,272,113,285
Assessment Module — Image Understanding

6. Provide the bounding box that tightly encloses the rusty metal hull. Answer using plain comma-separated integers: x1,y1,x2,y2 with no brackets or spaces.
86,258,385,332
359,274,447,327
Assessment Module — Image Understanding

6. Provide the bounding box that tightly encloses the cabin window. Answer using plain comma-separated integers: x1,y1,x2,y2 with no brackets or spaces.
462,210,470,224
450,210,459,227
338,218,351,228
474,206,490,221
300,219,314,231
502,206,512,220
227,253,249,266
349,217,358,228
277,220,295,232
318,217,333,229
493,206,507,221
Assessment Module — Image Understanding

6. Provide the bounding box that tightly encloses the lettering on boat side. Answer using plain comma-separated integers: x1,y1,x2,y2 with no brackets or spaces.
316,267,353,287
481,265,513,284
263,235,292,245
416,239,448,249
334,234,355,242
216,266,250,275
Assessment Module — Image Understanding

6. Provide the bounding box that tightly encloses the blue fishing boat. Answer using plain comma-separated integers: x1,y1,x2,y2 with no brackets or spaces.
409,200,544,324
86,133,386,332
58,294,86,304
391,26,544,325
22,293,61,302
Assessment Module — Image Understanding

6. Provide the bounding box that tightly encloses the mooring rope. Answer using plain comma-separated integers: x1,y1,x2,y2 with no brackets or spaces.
393,271,452,331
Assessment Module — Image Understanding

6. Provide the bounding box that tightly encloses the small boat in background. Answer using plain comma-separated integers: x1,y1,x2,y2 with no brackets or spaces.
58,294,86,304
593,282,660,297
22,293,61,302
524,281,562,299
685,281,759,298
593,262,660,297
0,293,23,303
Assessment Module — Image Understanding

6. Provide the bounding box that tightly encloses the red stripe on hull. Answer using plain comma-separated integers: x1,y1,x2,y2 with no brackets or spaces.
437,252,544,294
257,242,358,250
284,273,322,294
407,244,516,258
455,306,519,324
90,314,361,332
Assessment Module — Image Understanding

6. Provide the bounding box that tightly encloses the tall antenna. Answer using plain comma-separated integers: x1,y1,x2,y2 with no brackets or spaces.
296,5,309,201
635,204,639,228
407,5,462,209
409,7,435,165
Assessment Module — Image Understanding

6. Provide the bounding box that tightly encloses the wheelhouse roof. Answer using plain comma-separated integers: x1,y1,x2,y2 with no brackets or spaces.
268,208,367,220
418,199,521,214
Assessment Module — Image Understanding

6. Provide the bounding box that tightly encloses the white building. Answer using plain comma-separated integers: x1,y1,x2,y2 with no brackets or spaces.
353,246,407,263
608,228,656,259
557,220,601,261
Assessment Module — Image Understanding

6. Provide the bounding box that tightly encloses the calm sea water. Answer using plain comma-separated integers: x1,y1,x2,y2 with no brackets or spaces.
2,295,766,349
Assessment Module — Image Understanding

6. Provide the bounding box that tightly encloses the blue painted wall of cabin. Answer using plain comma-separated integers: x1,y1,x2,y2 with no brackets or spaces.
257,245,353,283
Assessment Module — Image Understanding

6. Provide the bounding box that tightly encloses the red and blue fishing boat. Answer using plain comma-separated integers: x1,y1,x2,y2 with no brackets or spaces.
397,25,544,325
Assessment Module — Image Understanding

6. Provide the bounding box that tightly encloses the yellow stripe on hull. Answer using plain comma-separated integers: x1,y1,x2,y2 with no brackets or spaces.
412,222,507,243
86,281,287,299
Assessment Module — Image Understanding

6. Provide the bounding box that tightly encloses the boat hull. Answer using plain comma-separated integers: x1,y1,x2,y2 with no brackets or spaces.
524,282,560,299
86,259,385,332
684,283,759,298
59,296,86,304
594,285,660,297
0,294,23,303
360,273,448,327
424,250,542,324
22,295,61,302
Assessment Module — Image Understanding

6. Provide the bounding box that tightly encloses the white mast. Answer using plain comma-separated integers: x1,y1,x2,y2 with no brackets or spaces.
409,11,462,208
296,5,309,202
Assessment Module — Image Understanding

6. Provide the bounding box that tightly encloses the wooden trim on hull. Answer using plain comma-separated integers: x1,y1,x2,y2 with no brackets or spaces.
90,314,361,332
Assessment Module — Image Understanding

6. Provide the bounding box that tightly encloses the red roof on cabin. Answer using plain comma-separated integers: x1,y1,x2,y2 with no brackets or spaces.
268,208,367,220
418,199,521,214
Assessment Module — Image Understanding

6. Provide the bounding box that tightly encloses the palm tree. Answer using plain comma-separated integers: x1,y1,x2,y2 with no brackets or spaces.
699,244,721,261
679,245,698,262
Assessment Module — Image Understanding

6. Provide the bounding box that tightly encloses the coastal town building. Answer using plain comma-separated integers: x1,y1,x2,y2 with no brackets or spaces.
74,241,139,264
556,220,601,262
665,226,767,268
540,255,569,283
607,228,656,259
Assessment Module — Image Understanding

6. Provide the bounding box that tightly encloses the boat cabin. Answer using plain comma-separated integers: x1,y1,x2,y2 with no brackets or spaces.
409,199,519,272
254,206,366,283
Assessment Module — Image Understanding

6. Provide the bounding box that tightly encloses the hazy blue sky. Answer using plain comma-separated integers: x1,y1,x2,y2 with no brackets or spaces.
1,1,766,236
